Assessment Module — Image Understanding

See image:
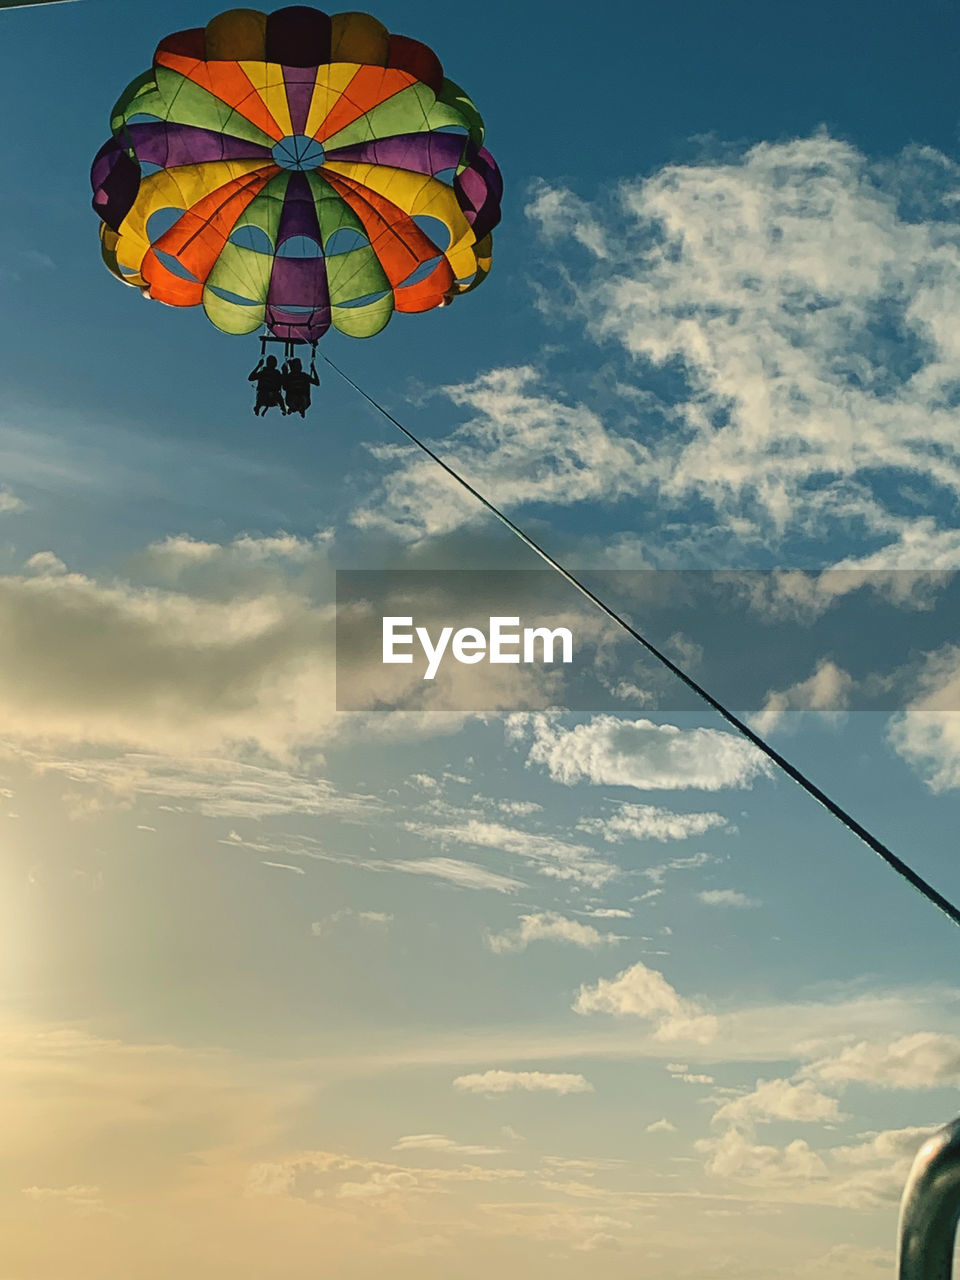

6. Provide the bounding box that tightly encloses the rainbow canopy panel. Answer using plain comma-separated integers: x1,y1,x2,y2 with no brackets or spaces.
90,5,502,343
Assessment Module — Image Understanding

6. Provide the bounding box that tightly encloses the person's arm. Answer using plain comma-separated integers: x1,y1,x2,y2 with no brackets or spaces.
248,361,263,380
309,363,319,385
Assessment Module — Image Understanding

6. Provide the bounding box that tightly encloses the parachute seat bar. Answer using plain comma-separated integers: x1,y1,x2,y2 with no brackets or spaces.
259,334,319,361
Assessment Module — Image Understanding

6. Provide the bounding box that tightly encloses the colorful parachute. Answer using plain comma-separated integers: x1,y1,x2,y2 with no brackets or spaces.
90,6,502,343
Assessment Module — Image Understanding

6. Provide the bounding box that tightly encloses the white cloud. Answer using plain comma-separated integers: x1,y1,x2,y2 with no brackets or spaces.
887,645,960,791
751,659,855,735
717,566,955,626
351,366,649,541
485,911,625,954
696,1128,829,1183
832,1126,935,1169
534,135,960,563
453,1070,594,1096
25,551,66,576
0,532,490,773
574,961,719,1042
0,487,25,514
311,909,393,935
407,772,440,792
695,1123,935,1208
698,889,761,909
142,530,330,577
496,799,543,816
510,712,772,792
0,563,336,757
712,1078,840,1126
645,1118,677,1133
527,178,611,258
21,1185,104,1213
578,801,729,843
807,1032,960,1089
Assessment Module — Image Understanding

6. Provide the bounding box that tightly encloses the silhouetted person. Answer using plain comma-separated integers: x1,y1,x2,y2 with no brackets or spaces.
282,356,319,418
248,355,286,416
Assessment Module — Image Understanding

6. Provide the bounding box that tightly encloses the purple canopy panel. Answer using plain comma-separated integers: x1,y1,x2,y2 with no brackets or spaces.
91,138,141,231
128,122,271,169
324,131,465,175
265,312,332,342
276,170,323,243
266,171,330,341
282,65,319,136
455,148,503,241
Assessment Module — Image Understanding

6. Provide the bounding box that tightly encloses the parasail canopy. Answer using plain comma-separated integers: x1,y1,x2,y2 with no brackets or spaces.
90,5,502,343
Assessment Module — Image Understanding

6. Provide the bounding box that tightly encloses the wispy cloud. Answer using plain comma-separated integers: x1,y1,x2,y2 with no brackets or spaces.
643,851,713,885
392,1133,505,1156
698,889,761,909
527,178,611,258
219,831,524,894
453,1070,594,1096
531,135,960,568
311,909,393,935
350,366,649,541
405,817,616,888
578,802,729,843
36,753,377,821
485,912,625,954
381,857,524,894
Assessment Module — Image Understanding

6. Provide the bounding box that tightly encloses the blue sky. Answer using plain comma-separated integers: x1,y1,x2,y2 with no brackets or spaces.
4,2,960,1277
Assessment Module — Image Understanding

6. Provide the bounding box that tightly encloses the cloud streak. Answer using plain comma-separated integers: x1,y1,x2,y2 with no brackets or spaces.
453,1070,594,1096
486,912,625,954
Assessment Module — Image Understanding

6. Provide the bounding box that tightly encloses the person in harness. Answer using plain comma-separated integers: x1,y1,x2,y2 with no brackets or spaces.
281,356,320,418
248,355,286,416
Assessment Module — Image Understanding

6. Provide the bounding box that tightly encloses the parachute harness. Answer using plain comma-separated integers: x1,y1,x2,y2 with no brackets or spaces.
322,352,960,934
